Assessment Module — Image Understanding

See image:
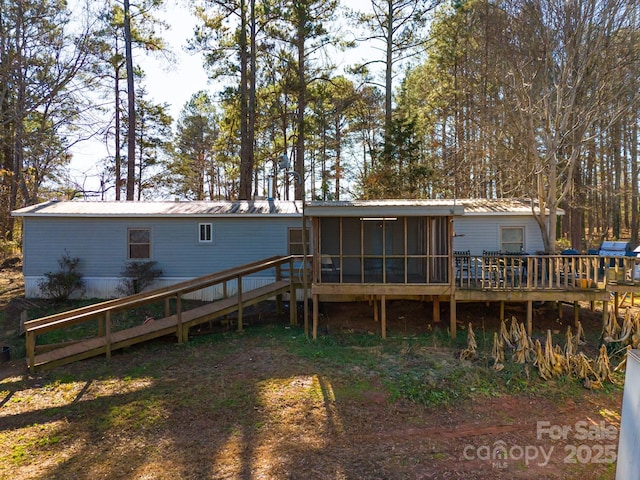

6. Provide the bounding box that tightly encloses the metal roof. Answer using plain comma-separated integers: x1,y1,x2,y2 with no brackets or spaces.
12,198,561,218
458,198,563,216
305,199,464,217
12,200,303,218
305,198,560,217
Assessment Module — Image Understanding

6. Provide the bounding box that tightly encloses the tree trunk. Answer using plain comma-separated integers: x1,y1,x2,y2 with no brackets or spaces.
295,6,305,201
124,0,136,201
114,71,121,200
238,0,251,200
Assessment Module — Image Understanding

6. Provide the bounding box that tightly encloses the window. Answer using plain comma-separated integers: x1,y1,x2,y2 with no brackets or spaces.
289,227,310,255
128,228,151,259
501,227,524,253
199,223,213,243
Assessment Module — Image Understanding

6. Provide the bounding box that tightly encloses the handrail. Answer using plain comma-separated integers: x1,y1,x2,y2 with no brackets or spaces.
25,255,303,371
24,255,290,333
455,253,640,290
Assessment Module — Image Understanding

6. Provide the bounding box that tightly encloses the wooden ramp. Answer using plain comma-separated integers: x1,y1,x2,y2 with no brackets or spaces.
25,257,300,372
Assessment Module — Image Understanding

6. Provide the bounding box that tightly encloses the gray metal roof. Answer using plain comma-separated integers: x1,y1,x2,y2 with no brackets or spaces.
12,200,303,218
306,199,465,217
305,198,560,217
12,198,561,218
459,198,563,216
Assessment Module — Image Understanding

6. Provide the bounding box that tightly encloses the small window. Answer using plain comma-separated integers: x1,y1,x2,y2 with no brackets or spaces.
199,223,213,243
289,227,310,255
128,228,151,259
501,227,524,253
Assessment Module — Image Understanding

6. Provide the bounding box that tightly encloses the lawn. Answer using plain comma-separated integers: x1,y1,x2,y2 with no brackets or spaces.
0,316,624,480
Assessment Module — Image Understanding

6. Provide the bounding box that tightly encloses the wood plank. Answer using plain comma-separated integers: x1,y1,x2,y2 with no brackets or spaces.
29,279,293,371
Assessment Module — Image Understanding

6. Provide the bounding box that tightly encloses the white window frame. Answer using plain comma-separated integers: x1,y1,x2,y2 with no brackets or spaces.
500,226,525,253
199,223,213,243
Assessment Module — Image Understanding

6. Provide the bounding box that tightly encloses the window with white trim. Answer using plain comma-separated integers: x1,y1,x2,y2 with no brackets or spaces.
199,223,213,243
128,228,151,259
501,227,524,253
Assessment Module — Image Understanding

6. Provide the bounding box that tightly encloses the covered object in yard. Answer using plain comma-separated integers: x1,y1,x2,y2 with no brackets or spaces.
12,200,304,299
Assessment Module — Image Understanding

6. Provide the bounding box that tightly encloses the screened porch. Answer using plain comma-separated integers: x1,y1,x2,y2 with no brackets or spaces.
312,215,452,285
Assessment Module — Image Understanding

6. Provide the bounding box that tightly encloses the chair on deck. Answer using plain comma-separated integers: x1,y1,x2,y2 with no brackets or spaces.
454,251,470,286
482,250,503,287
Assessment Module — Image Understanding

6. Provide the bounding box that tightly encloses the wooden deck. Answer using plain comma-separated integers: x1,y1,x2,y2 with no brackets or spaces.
311,254,640,339
25,257,299,372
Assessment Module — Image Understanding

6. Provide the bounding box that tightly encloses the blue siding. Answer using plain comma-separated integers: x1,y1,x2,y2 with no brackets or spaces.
22,216,302,279
452,216,545,255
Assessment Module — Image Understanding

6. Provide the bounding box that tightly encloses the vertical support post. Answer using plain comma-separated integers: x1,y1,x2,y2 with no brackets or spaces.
614,292,620,319
176,293,183,342
381,295,387,339
27,331,35,373
276,263,283,315
312,294,319,340
558,301,563,320
450,293,457,339
433,297,441,323
500,301,505,322
573,301,579,327
373,296,379,323
527,300,533,336
289,258,297,326
237,277,243,332
105,311,111,360
602,299,609,330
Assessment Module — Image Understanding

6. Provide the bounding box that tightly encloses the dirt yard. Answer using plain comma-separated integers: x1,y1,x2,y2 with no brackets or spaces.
0,258,628,479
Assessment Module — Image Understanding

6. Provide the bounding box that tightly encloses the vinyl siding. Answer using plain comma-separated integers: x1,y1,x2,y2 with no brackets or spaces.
22,216,303,279
452,215,545,255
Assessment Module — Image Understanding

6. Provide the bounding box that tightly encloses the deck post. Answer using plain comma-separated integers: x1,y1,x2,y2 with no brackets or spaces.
433,297,440,323
237,277,243,332
573,301,579,327
526,301,532,336
312,294,319,340
381,295,387,340
602,299,609,329
176,294,183,342
105,311,111,360
275,263,283,315
27,331,35,373
373,297,379,323
289,273,297,326
450,294,457,338
500,301,505,322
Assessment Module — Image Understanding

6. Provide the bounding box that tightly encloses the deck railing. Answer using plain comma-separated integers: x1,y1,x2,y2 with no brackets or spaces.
454,253,640,290
24,255,300,372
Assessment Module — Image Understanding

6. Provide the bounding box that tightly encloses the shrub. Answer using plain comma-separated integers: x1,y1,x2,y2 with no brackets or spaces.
38,251,84,302
117,261,163,296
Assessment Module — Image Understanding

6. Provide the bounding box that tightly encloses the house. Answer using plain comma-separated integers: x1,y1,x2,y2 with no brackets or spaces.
452,198,558,255
12,199,305,300
15,197,616,341
303,198,609,339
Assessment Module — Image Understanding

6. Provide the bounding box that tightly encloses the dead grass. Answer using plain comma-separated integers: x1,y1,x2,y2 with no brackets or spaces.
0,261,627,479
0,322,624,480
